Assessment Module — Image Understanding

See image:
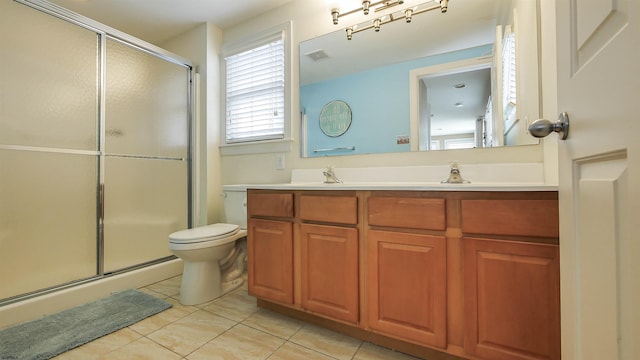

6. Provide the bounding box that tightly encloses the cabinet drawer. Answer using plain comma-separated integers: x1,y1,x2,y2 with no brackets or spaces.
461,199,559,238
248,192,293,218
299,195,358,224
368,197,446,230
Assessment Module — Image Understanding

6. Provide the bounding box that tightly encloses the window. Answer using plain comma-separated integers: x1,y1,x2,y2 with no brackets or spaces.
444,137,475,150
502,29,516,122
222,23,291,154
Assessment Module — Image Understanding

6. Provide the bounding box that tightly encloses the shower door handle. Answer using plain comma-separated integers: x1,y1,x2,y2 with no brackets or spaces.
99,183,105,221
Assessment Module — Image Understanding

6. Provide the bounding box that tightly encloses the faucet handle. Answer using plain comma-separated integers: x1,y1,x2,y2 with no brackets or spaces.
323,165,342,183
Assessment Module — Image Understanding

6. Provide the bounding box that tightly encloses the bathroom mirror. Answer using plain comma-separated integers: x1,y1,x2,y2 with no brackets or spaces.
300,0,540,157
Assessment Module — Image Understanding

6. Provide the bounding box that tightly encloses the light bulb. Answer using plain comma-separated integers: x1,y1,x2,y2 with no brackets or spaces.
373,18,382,32
346,27,354,40
362,0,371,15
438,0,448,13
331,8,340,25
404,8,414,22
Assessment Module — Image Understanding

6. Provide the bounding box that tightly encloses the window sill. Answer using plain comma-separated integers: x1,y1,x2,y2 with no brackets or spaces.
219,138,293,156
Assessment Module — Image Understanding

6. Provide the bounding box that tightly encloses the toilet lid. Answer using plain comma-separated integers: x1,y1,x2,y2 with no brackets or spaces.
169,223,240,244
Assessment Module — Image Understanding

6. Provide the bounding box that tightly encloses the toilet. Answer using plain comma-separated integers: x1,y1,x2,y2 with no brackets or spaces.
168,188,247,305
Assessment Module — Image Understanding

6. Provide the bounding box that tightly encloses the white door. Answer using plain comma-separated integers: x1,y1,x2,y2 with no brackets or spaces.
555,0,639,359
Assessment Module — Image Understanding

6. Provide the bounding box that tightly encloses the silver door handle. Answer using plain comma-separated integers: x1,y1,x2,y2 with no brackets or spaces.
528,112,570,140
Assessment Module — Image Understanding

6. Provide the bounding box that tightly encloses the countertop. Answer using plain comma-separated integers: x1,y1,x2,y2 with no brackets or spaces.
223,182,558,192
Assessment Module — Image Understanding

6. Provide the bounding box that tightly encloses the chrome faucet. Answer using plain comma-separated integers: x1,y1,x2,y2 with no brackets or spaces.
323,165,342,184
441,161,470,184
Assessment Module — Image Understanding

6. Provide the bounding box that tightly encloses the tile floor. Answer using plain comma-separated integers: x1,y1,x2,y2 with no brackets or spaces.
53,275,422,360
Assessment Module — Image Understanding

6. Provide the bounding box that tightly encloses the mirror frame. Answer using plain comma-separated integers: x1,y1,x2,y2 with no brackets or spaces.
300,0,542,157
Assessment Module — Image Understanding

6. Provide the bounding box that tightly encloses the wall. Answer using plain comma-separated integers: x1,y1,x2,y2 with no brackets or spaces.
219,0,551,186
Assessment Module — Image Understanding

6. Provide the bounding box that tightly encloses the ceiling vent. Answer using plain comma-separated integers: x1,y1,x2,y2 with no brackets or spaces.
305,49,330,61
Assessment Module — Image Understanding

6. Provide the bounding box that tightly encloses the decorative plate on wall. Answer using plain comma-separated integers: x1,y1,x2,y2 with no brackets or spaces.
319,100,352,137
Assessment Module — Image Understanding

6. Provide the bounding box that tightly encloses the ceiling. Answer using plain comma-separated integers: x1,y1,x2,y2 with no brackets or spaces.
48,0,297,45
424,68,492,137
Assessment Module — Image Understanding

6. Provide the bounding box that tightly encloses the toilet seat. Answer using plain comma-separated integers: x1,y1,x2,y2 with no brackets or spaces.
169,223,239,244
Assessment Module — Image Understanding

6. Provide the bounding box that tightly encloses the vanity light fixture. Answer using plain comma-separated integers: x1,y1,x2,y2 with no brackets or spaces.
331,0,404,25
338,0,450,40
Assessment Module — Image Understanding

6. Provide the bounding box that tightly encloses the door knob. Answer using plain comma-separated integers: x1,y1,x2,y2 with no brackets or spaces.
528,112,570,140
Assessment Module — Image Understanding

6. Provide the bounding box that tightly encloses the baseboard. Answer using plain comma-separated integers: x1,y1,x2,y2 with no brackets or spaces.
0,259,183,330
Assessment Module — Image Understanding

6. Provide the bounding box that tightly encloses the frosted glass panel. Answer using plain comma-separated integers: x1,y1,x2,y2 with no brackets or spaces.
0,1,98,150
103,157,188,272
0,150,98,300
105,39,189,158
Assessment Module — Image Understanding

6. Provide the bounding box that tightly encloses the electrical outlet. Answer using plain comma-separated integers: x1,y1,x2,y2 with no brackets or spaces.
396,135,410,144
275,154,285,170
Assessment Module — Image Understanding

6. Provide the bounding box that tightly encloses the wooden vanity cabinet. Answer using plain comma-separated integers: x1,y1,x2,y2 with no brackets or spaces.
247,190,360,324
366,194,448,348
461,196,560,360
299,193,359,324
247,189,560,360
247,191,294,305
300,223,359,323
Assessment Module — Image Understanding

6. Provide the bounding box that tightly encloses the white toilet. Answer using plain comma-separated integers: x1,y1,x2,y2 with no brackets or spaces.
168,189,247,305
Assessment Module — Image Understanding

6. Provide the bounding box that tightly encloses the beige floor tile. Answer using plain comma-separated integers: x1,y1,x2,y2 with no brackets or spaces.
186,324,284,360
53,328,142,359
353,342,423,360
103,337,182,359
146,309,236,356
289,323,362,360
137,287,170,299
268,342,336,360
145,275,182,297
241,309,305,340
129,297,198,336
200,291,259,322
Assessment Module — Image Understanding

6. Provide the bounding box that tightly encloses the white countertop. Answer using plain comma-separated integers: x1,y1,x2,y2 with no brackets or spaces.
224,182,557,192
223,164,558,192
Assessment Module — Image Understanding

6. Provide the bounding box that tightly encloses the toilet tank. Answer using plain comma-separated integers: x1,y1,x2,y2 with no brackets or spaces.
223,187,247,229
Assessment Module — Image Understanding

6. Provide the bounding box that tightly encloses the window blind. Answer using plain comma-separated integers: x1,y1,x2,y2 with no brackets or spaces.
502,31,516,110
225,34,285,143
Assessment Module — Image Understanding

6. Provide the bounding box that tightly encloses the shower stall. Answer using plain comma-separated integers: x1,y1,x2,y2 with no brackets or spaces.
0,1,193,303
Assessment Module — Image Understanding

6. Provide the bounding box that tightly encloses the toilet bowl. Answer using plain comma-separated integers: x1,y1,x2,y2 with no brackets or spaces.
168,187,248,305
169,223,247,305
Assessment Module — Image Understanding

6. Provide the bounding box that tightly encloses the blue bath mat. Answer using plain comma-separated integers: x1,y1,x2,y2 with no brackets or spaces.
0,289,172,359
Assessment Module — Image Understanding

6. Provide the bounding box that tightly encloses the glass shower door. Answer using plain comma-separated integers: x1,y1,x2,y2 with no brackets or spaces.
0,1,100,299
102,38,190,273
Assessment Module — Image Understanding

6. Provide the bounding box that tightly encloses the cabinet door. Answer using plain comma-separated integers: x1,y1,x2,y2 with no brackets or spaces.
300,224,359,324
248,219,293,304
463,237,560,360
367,230,447,348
